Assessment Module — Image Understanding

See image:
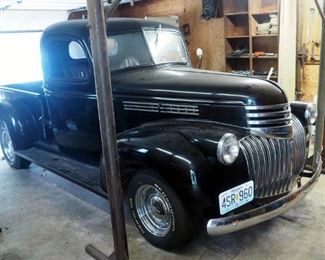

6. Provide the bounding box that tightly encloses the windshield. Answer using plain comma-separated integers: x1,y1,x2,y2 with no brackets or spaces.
143,29,188,65
107,29,188,72
107,32,153,71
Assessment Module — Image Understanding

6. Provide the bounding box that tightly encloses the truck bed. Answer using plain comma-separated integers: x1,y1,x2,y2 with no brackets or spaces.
0,81,43,95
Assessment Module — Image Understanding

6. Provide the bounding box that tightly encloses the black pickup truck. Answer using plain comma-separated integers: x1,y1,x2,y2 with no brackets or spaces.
0,18,322,250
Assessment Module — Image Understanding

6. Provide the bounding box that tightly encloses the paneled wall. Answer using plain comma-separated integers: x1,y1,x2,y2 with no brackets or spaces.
297,0,323,102
118,0,225,71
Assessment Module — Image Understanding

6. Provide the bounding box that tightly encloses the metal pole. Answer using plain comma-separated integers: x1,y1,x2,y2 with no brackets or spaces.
86,0,129,259
85,245,110,260
313,0,325,167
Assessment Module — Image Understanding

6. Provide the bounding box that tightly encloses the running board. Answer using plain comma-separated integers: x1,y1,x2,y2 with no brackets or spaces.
16,148,106,198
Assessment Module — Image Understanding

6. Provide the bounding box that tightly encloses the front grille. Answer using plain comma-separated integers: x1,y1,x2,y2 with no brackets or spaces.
292,116,307,174
245,103,292,137
240,116,306,198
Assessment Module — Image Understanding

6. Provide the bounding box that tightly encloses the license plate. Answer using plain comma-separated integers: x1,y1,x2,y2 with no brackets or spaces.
218,181,254,215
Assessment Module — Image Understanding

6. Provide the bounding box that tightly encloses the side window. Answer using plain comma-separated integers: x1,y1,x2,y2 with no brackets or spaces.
46,39,90,82
69,41,87,59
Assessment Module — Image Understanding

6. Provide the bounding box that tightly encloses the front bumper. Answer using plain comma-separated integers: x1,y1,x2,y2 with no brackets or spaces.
207,154,322,236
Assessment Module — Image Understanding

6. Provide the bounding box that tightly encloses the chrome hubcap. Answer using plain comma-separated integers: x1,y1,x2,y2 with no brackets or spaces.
1,123,15,163
135,184,172,237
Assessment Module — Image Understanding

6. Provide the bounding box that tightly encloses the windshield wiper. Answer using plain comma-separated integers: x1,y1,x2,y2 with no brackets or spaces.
157,61,188,66
154,24,162,49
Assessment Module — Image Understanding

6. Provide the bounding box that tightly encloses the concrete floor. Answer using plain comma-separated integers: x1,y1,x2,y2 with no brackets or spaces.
0,152,325,260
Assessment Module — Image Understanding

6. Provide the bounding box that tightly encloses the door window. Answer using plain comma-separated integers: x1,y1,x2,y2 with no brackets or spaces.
46,39,90,82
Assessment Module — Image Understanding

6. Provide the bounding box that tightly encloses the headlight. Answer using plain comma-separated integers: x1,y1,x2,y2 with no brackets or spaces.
217,133,240,165
305,103,317,125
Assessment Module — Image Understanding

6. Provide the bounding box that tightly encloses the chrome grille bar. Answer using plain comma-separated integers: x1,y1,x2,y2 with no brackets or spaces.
245,103,292,137
240,116,306,198
292,116,306,175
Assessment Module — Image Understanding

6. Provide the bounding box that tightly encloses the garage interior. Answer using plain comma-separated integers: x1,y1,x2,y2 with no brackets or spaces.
0,0,325,259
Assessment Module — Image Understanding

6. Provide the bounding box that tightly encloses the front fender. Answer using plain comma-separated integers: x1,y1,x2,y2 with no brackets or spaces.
290,101,309,127
117,119,250,215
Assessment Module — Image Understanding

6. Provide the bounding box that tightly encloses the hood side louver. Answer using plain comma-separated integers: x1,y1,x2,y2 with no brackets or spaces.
123,101,199,116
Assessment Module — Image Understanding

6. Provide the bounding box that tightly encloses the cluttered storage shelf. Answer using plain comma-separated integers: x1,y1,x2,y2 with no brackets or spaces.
224,0,279,81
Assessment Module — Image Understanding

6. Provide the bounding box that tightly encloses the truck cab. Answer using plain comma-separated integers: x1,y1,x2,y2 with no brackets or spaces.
0,18,322,250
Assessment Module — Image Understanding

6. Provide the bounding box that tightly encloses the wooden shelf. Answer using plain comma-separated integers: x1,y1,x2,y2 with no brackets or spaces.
227,56,250,59
226,12,249,16
252,11,278,16
253,55,278,59
252,11,278,23
224,0,279,80
252,34,278,38
227,35,249,39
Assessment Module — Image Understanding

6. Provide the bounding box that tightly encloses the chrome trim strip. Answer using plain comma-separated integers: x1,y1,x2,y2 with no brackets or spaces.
247,110,291,118
250,124,293,130
206,154,322,236
124,104,159,108
123,101,200,115
245,103,289,110
160,103,198,108
124,108,159,113
160,108,199,112
247,116,291,125
245,103,292,137
0,86,41,97
123,101,160,106
160,111,199,116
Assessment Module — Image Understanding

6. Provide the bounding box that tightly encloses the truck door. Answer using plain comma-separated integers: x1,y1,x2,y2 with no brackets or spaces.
42,37,101,157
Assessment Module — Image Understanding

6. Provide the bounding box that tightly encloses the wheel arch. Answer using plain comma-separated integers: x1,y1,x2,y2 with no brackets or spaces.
118,141,214,214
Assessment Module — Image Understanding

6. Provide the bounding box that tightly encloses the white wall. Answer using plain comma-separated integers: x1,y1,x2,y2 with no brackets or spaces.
0,9,69,84
0,32,43,84
0,10,68,31
278,0,297,101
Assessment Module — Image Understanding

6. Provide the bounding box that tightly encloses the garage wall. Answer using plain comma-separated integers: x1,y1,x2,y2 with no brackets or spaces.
118,0,225,72
278,0,297,101
0,9,69,84
0,10,68,31
297,0,323,102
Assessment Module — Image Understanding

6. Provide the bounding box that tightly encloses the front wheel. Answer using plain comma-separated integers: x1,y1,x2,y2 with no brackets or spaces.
127,169,197,250
0,121,30,169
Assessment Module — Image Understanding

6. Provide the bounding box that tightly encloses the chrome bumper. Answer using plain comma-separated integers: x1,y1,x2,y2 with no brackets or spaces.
207,155,322,236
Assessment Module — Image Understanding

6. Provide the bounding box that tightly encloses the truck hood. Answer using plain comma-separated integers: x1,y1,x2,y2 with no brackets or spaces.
112,66,287,106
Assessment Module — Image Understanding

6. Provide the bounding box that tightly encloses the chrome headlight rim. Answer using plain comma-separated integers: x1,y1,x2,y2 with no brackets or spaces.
305,103,317,125
217,133,240,166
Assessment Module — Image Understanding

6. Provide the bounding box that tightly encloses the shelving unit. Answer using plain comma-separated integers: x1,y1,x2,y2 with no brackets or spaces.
224,0,280,81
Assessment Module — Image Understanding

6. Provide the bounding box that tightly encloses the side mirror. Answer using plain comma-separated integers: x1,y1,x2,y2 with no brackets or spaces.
196,48,204,60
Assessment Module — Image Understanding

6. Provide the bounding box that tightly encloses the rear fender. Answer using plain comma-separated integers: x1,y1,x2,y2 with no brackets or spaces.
0,101,39,150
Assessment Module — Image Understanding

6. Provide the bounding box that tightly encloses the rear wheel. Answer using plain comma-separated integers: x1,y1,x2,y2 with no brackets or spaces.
127,169,197,250
0,121,30,169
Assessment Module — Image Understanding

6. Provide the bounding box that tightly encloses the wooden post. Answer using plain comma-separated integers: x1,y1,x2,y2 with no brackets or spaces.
86,0,129,259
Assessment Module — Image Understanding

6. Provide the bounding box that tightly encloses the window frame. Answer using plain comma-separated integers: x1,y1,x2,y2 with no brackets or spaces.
43,35,93,86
